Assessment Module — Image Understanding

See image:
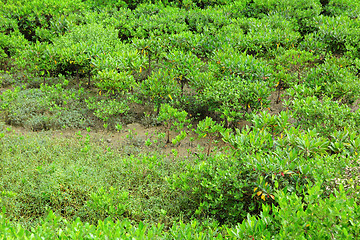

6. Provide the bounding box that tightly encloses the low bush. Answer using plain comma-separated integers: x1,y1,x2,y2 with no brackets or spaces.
303,57,360,104
0,83,90,130
288,96,360,138
223,14,300,55
323,0,360,18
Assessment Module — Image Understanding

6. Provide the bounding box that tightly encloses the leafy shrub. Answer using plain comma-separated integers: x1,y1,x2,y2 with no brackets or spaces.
167,152,261,224
114,5,188,40
167,31,222,58
164,49,205,95
303,57,360,103
223,14,300,55
0,17,29,69
86,97,129,122
51,23,135,76
200,75,271,126
251,110,292,136
85,0,128,10
288,96,360,137
194,116,224,155
86,0,234,10
0,210,229,239
1,0,86,42
273,0,322,35
310,15,360,58
344,20,360,59
185,7,231,33
274,182,360,239
157,103,189,144
230,182,360,239
211,47,272,80
271,48,318,90
86,187,130,220
94,69,136,94
242,0,322,35
200,48,273,125
140,68,181,110
0,84,89,130
15,22,145,85
322,0,360,18
298,32,328,55
168,121,329,224
314,15,353,54
132,36,165,74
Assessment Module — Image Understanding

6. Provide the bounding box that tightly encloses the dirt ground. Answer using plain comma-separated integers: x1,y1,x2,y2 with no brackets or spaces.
0,87,288,158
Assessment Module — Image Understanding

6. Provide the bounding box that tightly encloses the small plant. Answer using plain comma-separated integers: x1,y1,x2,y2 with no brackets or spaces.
115,123,123,132
252,110,292,137
86,187,129,220
271,49,318,102
132,36,164,76
195,117,224,156
95,69,137,94
303,58,360,104
157,103,189,144
126,128,138,145
86,97,129,122
163,49,204,96
288,96,360,138
145,138,152,147
140,68,181,112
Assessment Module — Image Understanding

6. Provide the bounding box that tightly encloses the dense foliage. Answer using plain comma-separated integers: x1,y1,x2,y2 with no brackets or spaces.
1,0,360,238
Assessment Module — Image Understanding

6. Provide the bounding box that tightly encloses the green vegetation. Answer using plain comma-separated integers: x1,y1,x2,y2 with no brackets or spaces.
1,0,360,238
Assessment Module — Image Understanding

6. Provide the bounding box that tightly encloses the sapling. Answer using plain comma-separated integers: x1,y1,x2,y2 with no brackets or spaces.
115,123,123,132
195,117,225,156
126,128,137,145
86,97,129,122
132,36,163,76
157,104,189,144
272,49,318,102
145,138,152,147
172,130,187,145
140,69,181,114
164,50,204,97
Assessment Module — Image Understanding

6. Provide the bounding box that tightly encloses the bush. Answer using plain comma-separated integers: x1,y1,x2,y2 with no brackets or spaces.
271,48,318,89
288,96,360,137
1,0,86,42
274,182,360,239
94,69,137,94
315,15,353,54
0,84,90,130
200,75,271,126
0,17,29,68
140,68,181,110
167,152,261,224
14,22,145,86
163,49,205,95
323,0,360,18
303,57,360,103
200,48,273,125
222,14,300,55
241,0,322,35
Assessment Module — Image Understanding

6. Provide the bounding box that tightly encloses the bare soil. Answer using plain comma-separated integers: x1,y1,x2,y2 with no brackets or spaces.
0,87,289,159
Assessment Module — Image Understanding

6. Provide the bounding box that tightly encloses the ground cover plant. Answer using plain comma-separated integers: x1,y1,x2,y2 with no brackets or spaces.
1,0,360,238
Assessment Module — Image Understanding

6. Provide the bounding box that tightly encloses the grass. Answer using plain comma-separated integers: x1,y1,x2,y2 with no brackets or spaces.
0,123,193,229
